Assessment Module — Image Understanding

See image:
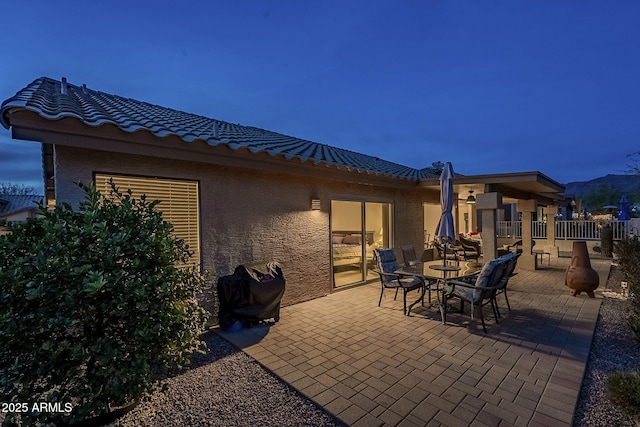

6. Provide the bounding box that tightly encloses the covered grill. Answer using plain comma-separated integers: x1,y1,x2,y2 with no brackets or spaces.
217,262,285,330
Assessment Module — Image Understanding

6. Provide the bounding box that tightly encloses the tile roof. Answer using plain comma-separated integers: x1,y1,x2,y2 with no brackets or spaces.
0,194,43,217
1,77,440,181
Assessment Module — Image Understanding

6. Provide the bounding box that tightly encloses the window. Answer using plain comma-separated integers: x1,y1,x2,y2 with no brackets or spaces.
331,200,393,287
94,174,200,266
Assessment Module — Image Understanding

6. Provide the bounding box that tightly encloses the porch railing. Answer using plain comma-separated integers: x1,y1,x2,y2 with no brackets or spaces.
496,220,632,241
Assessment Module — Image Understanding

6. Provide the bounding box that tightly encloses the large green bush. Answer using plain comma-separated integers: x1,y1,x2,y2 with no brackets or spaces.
0,183,208,426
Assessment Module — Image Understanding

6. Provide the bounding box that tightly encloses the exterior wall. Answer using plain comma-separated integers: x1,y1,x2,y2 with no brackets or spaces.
0,209,39,222
54,145,433,313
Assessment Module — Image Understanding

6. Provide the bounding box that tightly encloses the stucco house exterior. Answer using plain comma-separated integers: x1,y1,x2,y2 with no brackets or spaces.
0,77,565,310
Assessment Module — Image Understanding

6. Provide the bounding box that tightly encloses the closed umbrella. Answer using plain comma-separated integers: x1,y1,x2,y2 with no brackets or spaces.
619,196,631,221
435,162,456,263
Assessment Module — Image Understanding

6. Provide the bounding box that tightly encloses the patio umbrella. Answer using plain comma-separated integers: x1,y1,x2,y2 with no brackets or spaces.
435,162,456,263
619,196,631,221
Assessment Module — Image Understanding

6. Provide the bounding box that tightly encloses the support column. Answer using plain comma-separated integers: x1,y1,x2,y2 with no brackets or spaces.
517,199,538,270
476,192,502,261
469,203,478,233
544,205,559,257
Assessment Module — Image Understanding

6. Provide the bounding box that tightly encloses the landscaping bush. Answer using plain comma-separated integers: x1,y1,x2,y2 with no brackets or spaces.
607,371,640,421
615,236,640,342
605,236,640,421
0,183,208,426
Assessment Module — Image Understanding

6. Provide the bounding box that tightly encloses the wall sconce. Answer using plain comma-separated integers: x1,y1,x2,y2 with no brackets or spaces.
311,199,321,211
466,190,476,204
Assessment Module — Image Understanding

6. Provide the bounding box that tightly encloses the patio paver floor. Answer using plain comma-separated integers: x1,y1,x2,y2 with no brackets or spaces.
217,256,610,426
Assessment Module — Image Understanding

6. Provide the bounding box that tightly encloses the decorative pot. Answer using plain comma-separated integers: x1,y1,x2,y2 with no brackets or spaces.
565,241,599,298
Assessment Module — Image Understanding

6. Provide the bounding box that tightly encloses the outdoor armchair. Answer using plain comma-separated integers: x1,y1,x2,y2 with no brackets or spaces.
373,248,424,315
457,237,480,262
493,252,521,317
432,240,462,262
508,240,535,254
441,257,507,332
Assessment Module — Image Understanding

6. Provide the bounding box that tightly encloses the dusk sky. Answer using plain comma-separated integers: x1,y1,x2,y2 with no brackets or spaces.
1,1,639,193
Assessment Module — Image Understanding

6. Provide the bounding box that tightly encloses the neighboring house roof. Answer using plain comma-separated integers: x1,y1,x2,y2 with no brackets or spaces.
0,194,43,217
0,77,440,181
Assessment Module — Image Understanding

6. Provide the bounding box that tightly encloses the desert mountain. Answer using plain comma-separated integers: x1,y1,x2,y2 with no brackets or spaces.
564,174,640,199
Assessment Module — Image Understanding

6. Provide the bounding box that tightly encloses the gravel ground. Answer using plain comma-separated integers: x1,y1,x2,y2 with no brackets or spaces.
108,331,346,427
573,265,640,426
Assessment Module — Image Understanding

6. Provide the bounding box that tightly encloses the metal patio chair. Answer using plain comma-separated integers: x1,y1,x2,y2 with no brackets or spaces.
494,252,520,317
432,240,462,262
441,257,508,332
401,244,419,267
373,248,424,315
458,236,481,262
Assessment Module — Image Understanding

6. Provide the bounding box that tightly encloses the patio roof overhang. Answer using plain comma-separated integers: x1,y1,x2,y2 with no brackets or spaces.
418,171,566,206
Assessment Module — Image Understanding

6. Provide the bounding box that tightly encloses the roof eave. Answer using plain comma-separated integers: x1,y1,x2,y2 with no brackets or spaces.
7,111,422,190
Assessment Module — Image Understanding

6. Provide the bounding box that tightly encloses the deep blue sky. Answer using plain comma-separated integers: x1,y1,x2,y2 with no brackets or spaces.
2,1,639,193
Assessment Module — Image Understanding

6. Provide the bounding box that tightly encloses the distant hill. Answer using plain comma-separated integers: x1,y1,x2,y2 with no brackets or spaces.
564,174,640,199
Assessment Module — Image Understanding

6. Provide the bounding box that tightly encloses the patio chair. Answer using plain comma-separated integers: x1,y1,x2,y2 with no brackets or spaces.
493,252,521,317
441,257,507,332
373,248,424,315
401,244,419,267
432,240,462,262
457,237,480,262
508,240,535,254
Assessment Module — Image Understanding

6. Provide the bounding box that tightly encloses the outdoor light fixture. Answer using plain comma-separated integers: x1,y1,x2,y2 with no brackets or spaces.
311,199,321,210
466,190,476,204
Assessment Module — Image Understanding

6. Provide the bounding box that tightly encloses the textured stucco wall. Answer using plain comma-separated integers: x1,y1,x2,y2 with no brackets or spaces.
53,145,434,315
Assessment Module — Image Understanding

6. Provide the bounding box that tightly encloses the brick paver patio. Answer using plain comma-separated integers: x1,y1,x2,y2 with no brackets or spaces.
217,256,611,426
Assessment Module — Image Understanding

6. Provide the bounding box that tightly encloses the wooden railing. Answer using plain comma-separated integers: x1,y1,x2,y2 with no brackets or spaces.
496,220,633,240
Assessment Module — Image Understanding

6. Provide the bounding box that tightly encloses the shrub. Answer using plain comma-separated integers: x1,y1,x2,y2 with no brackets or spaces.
607,371,640,421
606,237,640,423
0,183,208,425
615,236,640,342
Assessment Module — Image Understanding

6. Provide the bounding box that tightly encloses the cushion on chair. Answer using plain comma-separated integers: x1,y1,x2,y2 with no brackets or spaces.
450,258,502,303
496,252,519,288
376,248,396,264
496,252,515,263
375,249,400,285
399,276,423,289
476,259,502,288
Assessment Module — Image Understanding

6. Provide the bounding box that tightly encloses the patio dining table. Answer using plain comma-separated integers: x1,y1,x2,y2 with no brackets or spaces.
396,260,483,318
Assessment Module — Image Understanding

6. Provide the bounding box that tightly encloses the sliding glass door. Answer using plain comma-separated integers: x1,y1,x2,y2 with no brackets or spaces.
331,200,393,288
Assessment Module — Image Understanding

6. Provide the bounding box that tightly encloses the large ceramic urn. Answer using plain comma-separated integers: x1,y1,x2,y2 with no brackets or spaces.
565,241,599,298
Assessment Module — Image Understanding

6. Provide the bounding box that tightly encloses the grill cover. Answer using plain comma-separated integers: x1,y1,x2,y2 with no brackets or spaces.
217,262,285,329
